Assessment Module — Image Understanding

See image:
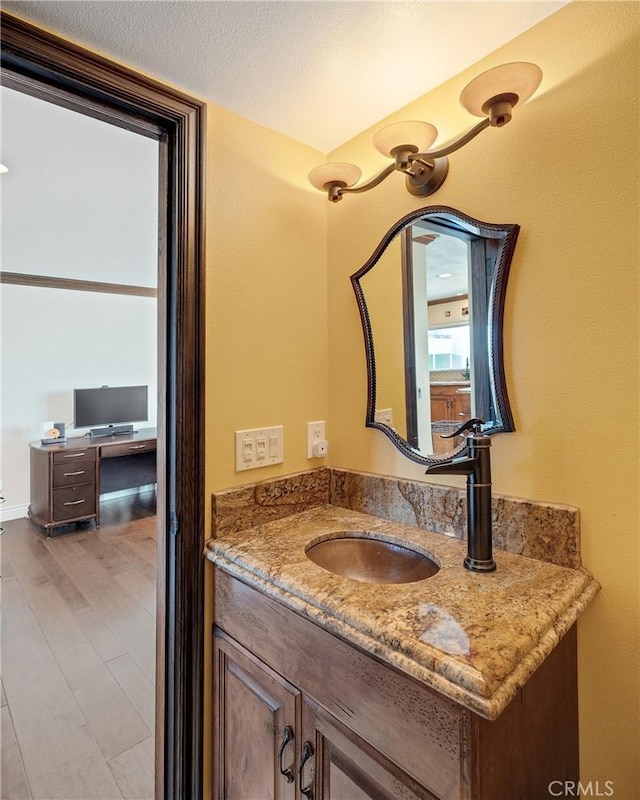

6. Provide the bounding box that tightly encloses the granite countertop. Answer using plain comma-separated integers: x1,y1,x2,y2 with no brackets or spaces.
206,505,599,720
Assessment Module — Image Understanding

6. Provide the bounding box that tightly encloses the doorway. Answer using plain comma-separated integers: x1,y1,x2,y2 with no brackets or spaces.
1,13,205,799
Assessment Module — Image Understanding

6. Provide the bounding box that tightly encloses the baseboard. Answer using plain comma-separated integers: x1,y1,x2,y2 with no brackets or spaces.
1,503,29,522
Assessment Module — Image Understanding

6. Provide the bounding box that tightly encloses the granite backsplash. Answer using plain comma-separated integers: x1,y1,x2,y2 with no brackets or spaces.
211,467,580,569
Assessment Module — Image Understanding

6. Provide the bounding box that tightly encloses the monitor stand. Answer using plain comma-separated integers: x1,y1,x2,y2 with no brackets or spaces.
89,424,135,438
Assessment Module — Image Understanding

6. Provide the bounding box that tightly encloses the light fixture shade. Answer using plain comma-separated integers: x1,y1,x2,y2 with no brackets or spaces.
0,164,8,174
308,162,362,190
460,62,543,117
372,121,438,157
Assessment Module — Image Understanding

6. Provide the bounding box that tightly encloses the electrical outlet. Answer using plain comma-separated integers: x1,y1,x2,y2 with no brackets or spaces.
374,408,394,427
306,420,327,459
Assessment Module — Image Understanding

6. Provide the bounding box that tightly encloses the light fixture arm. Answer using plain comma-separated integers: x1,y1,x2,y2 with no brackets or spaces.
336,163,397,198
334,118,490,201
413,117,491,162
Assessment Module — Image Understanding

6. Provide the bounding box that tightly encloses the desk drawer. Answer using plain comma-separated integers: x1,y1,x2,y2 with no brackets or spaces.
53,448,96,464
53,459,95,488
101,440,156,458
53,484,96,521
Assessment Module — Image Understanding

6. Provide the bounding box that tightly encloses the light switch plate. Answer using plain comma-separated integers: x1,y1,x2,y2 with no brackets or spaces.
235,426,283,471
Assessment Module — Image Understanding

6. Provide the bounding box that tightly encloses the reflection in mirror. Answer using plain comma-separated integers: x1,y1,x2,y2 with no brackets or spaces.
351,206,519,465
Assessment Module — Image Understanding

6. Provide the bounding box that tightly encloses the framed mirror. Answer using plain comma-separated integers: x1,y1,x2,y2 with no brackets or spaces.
351,206,519,465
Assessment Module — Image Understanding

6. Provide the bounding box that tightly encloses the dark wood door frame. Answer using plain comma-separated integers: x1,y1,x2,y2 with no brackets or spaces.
1,13,205,799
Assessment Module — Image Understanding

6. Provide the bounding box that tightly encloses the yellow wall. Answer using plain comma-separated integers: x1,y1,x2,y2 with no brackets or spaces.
327,2,639,794
205,106,328,494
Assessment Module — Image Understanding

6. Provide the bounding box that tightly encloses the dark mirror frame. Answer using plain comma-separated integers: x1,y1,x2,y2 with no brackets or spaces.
351,205,518,465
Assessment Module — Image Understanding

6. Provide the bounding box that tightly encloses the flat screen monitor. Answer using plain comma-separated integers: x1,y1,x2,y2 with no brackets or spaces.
74,385,148,432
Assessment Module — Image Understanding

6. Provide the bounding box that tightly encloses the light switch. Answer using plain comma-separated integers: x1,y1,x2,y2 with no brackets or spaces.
235,426,284,471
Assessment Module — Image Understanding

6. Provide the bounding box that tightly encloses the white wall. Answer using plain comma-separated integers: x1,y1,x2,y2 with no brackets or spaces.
1,286,157,516
0,87,158,518
1,86,158,285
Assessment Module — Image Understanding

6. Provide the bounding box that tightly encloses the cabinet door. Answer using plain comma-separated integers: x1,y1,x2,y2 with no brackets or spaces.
451,390,471,424
429,394,451,422
214,629,300,800
301,697,437,800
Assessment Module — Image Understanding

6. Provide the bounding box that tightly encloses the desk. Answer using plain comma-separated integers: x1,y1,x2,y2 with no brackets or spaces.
29,428,156,534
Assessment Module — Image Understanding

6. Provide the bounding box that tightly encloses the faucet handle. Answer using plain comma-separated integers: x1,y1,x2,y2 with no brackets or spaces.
442,417,485,439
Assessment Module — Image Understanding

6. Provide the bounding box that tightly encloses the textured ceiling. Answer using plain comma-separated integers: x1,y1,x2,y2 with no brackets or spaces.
3,1,567,152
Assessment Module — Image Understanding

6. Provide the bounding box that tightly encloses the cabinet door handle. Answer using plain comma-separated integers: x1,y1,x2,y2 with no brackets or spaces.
63,499,85,506
298,741,314,800
128,445,146,450
278,725,295,783
64,452,86,458
64,470,85,477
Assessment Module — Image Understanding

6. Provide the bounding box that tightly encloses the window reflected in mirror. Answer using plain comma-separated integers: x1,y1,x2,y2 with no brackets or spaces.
428,327,470,373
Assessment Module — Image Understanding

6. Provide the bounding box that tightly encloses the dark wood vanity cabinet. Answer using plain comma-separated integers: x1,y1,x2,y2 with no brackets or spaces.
212,568,579,800
300,697,429,800
214,630,427,800
214,633,299,800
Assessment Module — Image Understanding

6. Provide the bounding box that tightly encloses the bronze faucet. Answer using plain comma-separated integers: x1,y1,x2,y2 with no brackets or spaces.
425,418,496,573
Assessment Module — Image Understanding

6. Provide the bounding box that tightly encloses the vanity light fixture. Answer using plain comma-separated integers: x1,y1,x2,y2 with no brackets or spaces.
0,164,8,174
308,62,542,203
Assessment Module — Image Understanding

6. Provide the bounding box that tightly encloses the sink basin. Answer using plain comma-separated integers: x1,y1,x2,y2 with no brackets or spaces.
305,533,440,584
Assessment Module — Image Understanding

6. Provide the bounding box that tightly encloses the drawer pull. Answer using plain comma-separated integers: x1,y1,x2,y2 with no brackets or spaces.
64,470,85,477
278,726,295,783
298,741,314,800
63,452,86,458
128,445,146,450
63,499,85,506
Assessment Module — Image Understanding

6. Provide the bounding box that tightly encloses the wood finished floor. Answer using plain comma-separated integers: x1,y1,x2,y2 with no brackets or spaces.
0,492,157,800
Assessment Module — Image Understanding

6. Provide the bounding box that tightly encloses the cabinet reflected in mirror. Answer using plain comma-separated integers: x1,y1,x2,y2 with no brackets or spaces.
351,206,519,464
